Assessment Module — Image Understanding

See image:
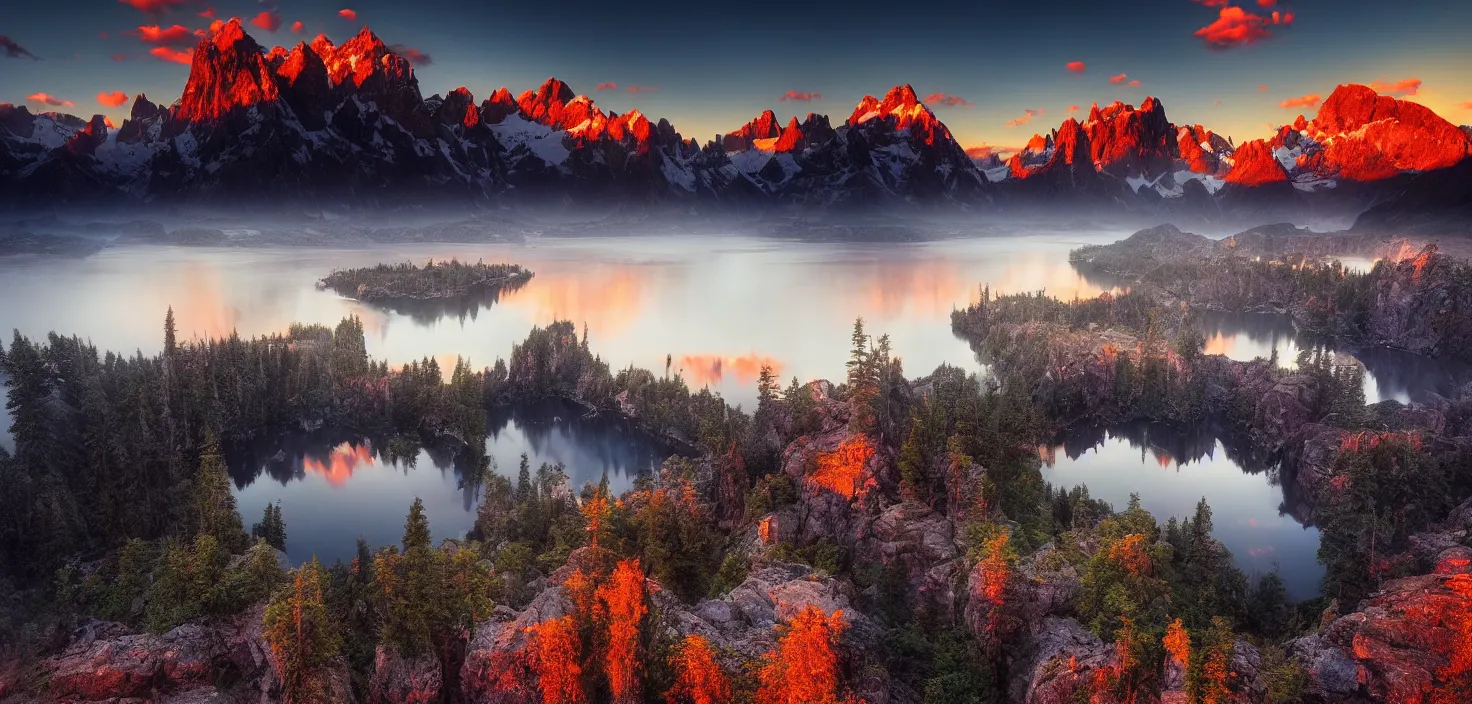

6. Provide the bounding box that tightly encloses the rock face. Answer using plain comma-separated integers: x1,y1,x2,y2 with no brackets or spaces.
1223,139,1289,186
370,645,443,704
1007,617,1118,703
1290,549,1472,702
1299,84,1470,181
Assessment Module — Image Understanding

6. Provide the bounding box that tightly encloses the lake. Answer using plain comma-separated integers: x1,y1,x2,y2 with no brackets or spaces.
229,401,676,566
1042,423,1323,599
0,229,1457,595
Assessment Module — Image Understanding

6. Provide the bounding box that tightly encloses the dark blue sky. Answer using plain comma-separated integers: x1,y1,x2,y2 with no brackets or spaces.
2,0,1469,149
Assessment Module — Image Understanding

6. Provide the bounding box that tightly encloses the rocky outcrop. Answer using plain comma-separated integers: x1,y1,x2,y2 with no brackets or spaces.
966,542,1080,645
1007,617,1118,703
1223,139,1289,187
33,604,353,704
370,645,443,704
1290,548,1472,702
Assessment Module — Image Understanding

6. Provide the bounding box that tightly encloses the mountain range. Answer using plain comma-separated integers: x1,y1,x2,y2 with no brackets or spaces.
2,18,1469,229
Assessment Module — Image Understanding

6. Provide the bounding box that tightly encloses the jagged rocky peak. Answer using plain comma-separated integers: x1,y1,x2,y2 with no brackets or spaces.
1082,95,1178,178
438,86,479,128
322,25,412,89
175,17,280,123
271,42,328,88
64,115,108,156
723,110,783,151
1224,139,1289,186
849,84,937,131
479,87,518,124
516,77,608,132
773,116,803,153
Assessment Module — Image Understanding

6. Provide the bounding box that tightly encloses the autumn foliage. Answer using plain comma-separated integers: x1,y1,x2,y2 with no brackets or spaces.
978,533,1011,605
667,634,732,704
756,605,851,704
1433,574,1472,702
810,435,876,501
597,559,649,704
530,615,586,704
1107,533,1153,577
1164,618,1191,669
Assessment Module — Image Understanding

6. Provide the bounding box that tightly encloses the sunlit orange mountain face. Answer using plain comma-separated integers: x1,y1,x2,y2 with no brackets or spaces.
0,1,1468,228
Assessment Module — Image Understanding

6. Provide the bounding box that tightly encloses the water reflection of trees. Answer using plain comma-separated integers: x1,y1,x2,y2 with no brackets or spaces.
485,400,680,491
365,277,529,325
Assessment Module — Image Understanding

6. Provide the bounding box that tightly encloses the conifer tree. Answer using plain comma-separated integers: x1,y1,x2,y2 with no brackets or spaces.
264,557,340,704
195,431,247,553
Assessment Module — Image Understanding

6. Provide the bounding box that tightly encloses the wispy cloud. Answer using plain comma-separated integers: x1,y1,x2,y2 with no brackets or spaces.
1195,7,1294,50
626,86,659,94
387,45,432,65
1369,78,1422,96
250,12,282,33
118,0,188,15
1109,73,1128,85
1006,108,1043,127
97,91,130,108
779,90,822,102
291,21,304,33
135,24,193,45
595,82,618,91
1279,94,1322,109
149,46,193,64
1258,85,1269,92
338,8,358,22
924,93,973,108
27,93,74,108
1,36,39,60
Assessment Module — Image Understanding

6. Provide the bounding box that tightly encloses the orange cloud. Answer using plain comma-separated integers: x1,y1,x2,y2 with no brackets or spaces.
1369,78,1422,96
387,45,432,65
135,24,192,45
1258,85,1270,91
118,0,187,14
339,8,358,21
1279,94,1322,109
1257,0,1276,5
250,11,282,32
149,46,193,64
678,354,784,389
595,82,618,91
626,85,658,94
1109,73,1128,84
290,21,304,33
965,144,1023,160
779,90,822,102
1066,61,1087,73
1460,101,1472,110
198,6,214,19
1127,80,1142,87
27,93,74,108
1194,7,1293,49
924,93,973,108
1067,104,1081,114
1005,108,1043,127
97,91,129,107
112,53,129,62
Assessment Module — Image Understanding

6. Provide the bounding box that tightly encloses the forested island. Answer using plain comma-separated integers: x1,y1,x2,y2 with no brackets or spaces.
0,228,1469,703
320,259,533,320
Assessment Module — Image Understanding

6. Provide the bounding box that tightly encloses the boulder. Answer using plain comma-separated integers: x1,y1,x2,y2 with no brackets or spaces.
43,620,216,701
1007,617,1117,704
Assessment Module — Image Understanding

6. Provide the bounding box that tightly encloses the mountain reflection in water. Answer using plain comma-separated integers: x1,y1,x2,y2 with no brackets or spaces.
228,400,676,566
1040,422,1323,600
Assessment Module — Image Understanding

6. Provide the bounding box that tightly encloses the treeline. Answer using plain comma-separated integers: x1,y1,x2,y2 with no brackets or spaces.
320,258,532,302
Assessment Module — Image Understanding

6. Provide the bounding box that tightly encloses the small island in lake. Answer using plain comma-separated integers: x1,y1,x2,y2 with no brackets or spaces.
320,259,533,320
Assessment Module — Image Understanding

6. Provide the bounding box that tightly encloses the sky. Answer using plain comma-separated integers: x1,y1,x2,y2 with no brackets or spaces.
2,0,1471,152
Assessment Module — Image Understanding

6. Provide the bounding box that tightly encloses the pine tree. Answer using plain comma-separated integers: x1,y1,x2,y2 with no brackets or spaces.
253,502,287,551
264,558,340,704
516,453,532,502
164,307,177,358
195,431,247,553
845,318,877,434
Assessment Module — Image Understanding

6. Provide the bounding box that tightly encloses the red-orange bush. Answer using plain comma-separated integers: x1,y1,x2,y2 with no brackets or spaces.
529,616,585,704
756,606,849,704
596,559,648,704
667,634,732,704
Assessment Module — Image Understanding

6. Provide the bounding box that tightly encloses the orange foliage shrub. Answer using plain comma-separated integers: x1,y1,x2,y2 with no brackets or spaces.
810,436,875,501
530,616,586,704
597,559,649,704
978,534,1011,605
667,634,732,704
1107,533,1152,577
564,568,597,623
1163,618,1191,669
756,606,849,704
1201,646,1230,704
582,493,612,551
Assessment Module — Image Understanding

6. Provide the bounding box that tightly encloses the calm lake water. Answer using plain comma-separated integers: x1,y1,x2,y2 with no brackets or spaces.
229,401,674,566
0,230,1457,594
1042,424,1322,599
